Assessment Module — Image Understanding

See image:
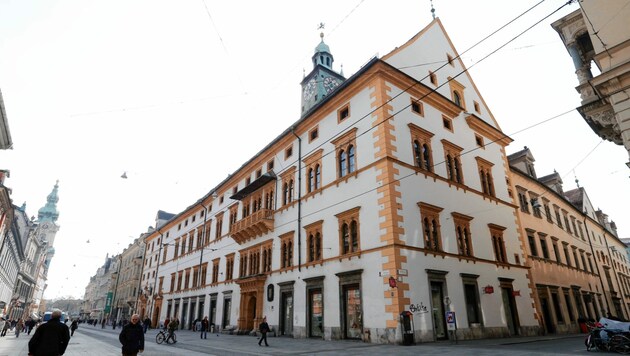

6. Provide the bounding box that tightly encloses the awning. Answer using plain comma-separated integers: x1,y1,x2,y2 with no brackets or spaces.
230,171,276,200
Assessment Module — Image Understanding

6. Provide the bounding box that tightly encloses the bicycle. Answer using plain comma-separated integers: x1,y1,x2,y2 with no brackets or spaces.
156,329,177,344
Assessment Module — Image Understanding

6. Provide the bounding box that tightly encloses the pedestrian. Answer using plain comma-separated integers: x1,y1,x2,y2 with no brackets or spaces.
258,316,269,347
163,317,170,331
142,317,150,334
0,319,9,337
70,319,78,336
119,313,144,356
200,316,208,339
194,318,201,332
166,317,178,344
101,318,106,329
26,318,35,335
15,318,24,338
0,318,5,337
28,309,70,356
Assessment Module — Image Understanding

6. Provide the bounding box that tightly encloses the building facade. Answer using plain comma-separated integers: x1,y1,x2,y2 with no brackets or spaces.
551,1,630,168
509,147,629,335
110,237,145,323
140,19,544,344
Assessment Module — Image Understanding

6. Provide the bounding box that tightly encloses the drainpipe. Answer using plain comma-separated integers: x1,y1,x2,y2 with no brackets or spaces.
584,217,611,315
291,127,302,271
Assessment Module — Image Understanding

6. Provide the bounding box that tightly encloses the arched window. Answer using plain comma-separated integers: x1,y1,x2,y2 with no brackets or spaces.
413,140,422,167
308,234,315,261
454,157,462,183
423,144,432,171
454,91,462,106
348,145,356,173
315,164,321,189
339,150,347,177
342,223,350,254
308,168,314,193
315,232,321,260
350,220,358,252
288,179,294,202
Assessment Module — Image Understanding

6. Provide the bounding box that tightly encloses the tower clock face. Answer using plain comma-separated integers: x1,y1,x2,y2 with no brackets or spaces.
303,78,317,101
323,77,339,94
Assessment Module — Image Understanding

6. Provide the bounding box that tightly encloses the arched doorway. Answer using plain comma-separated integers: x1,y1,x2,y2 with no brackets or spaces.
247,296,257,330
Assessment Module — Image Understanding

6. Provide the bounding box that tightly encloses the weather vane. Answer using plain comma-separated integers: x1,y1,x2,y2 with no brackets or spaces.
318,22,325,30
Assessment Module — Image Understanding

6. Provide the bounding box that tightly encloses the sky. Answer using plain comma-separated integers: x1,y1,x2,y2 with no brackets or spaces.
0,0,628,300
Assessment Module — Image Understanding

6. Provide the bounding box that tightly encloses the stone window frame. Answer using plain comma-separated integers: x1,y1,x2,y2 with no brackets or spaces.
304,149,323,195
280,166,297,207
419,202,443,252
336,206,361,256
305,220,324,264
452,212,474,257
408,123,434,173
442,139,464,184
280,231,295,270
331,128,358,179
475,157,495,198
488,223,507,264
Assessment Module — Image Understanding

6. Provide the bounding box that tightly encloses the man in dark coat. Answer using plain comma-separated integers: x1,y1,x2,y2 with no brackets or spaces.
119,314,144,356
28,309,70,356
258,316,270,347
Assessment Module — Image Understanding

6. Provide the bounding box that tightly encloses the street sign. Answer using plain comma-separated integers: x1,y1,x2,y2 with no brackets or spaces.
446,311,456,331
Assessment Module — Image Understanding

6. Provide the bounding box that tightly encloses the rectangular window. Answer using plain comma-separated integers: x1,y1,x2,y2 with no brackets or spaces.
201,263,207,286
337,104,350,122
429,71,437,86
442,115,453,131
305,220,324,263
543,199,553,223
267,160,274,171
552,237,562,263
336,207,361,255
173,240,180,259
309,126,319,142
473,101,480,113
518,190,530,213
527,232,538,257
215,213,224,239
563,243,571,267
285,145,293,159
177,271,183,291
212,258,220,284
225,254,234,281
475,134,484,148
419,202,443,252
554,206,563,229
170,273,175,292
539,234,550,259
452,212,473,257
410,98,424,116
409,123,434,173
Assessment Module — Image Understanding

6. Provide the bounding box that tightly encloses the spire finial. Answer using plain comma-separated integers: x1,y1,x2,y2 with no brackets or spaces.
318,22,325,41
574,171,580,188
430,0,436,19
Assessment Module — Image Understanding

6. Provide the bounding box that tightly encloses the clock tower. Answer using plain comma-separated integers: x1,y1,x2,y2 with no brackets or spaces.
37,180,61,271
301,29,345,115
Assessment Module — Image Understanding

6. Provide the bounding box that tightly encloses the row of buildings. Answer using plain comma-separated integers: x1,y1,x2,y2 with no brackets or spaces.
82,3,630,344
0,90,63,320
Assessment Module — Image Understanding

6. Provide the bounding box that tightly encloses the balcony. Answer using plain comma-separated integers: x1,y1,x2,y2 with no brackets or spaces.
230,208,274,244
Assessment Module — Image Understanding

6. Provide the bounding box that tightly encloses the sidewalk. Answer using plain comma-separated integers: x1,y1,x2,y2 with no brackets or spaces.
0,324,587,356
